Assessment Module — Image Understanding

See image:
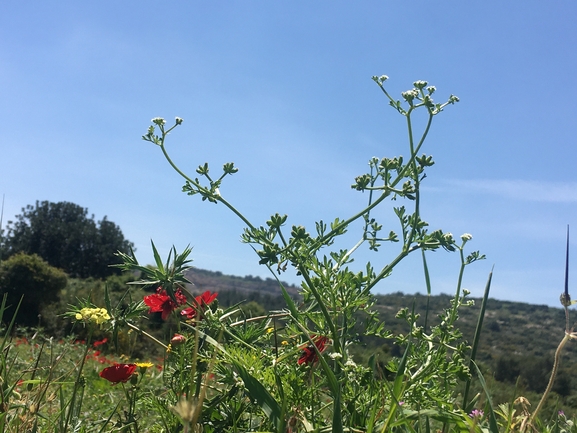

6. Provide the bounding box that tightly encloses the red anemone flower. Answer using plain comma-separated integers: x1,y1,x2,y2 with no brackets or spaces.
181,290,218,320
143,287,187,320
298,336,329,366
99,363,137,384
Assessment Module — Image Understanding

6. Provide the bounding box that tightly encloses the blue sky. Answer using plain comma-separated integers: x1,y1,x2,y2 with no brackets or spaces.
2,1,577,306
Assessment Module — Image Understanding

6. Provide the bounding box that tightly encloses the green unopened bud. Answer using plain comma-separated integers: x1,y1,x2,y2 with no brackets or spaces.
448,95,460,104
151,117,166,126
423,94,434,107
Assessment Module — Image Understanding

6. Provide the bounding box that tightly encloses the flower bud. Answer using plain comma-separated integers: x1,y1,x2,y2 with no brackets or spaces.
401,89,419,102
413,80,428,89
171,333,186,346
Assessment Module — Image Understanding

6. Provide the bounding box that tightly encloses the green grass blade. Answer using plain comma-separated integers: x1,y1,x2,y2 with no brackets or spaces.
463,268,493,410
381,341,410,433
471,360,499,433
1,295,23,351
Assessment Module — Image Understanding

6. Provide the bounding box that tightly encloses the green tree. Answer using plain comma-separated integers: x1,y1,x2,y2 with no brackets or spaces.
2,201,134,278
0,253,67,326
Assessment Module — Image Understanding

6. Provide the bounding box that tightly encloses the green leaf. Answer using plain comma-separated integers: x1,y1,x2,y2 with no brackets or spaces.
471,360,500,433
380,342,410,433
150,240,165,273
232,360,284,432
463,268,493,410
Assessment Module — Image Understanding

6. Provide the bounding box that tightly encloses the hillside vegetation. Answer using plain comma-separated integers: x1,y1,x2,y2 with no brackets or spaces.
189,267,577,410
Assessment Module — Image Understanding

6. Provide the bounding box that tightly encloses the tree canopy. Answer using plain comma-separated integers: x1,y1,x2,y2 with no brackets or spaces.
1,201,134,278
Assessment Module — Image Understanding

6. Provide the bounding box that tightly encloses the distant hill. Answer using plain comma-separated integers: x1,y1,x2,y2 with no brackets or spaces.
185,267,300,297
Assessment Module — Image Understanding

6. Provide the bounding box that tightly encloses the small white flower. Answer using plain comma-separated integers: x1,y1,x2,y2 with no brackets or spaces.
329,352,343,360
402,89,419,101
175,117,183,125
151,117,166,126
344,359,357,368
460,233,473,242
413,80,428,89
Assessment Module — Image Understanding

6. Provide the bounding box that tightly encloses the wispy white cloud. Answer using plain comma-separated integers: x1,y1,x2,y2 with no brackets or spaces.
438,179,577,203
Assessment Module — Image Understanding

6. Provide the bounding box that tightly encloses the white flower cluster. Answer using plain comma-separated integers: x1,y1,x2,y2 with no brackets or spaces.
151,117,166,126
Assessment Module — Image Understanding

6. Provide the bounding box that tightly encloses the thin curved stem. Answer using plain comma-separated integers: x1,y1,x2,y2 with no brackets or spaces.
366,244,421,292
159,141,256,231
529,331,570,425
126,322,169,350
450,247,467,322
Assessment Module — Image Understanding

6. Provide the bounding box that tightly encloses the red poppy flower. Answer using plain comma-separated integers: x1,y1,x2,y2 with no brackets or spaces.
181,290,218,320
99,363,137,384
298,336,329,365
143,287,187,320
93,337,108,347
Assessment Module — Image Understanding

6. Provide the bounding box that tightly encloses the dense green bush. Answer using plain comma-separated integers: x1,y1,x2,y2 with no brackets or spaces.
0,252,67,326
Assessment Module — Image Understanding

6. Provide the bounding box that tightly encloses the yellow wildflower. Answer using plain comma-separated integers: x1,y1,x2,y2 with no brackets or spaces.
76,307,110,325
